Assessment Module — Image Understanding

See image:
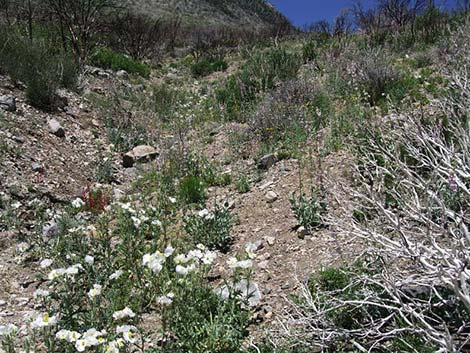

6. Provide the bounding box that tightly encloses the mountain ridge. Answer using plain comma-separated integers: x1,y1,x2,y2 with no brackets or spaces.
126,0,292,28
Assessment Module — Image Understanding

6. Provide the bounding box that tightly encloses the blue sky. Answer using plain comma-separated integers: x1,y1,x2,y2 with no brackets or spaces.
269,0,458,27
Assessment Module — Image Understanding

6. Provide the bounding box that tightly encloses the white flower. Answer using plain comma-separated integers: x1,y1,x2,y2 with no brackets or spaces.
75,339,87,352
196,244,206,251
227,257,238,268
48,268,66,280
84,255,94,265
56,329,81,342
71,198,85,208
157,292,175,305
116,325,137,344
173,254,188,265
112,307,136,320
131,216,141,228
65,264,83,276
175,265,189,276
34,289,50,299
0,324,17,336
169,196,177,204
30,312,57,329
87,284,102,299
142,252,165,273
245,242,258,259
164,245,174,257
187,249,203,260
82,328,106,347
40,258,53,268
17,242,29,253
109,270,123,280
11,201,21,209
105,339,125,353
201,251,217,265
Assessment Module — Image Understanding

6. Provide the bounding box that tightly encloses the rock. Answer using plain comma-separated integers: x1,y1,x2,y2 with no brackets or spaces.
297,226,310,239
116,70,128,78
123,145,159,168
265,191,278,203
258,153,278,170
48,119,65,137
223,198,235,210
31,163,44,173
258,260,269,269
0,95,16,112
42,222,59,239
13,136,25,144
264,236,276,246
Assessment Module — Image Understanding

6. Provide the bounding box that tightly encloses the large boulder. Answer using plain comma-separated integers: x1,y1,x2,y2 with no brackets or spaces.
0,95,16,112
123,145,159,168
258,153,278,170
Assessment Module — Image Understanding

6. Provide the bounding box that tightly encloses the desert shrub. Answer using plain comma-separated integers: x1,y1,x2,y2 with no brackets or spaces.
152,84,183,120
355,49,402,106
216,47,302,120
191,57,228,77
90,48,151,77
164,277,250,353
290,188,327,231
302,40,319,63
178,176,207,206
184,205,234,251
0,29,78,111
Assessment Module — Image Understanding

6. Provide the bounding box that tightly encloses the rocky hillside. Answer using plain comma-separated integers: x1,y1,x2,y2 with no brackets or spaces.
127,0,291,28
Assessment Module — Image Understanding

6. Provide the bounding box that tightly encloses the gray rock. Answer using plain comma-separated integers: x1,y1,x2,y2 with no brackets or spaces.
116,70,128,78
13,136,25,144
123,145,159,168
31,163,44,173
297,226,311,239
42,222,59,239
265,191,278,203
48,119,65,137
258,153,278,170
264,236,276,246
0,95,16,112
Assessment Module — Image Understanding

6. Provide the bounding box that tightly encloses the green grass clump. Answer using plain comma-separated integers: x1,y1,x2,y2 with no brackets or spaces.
191,57,228,77
178,176,207,206
91,48,151,77
290,188,327,231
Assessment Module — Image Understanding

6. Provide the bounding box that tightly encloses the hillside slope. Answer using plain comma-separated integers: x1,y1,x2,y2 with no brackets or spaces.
127,0,291,28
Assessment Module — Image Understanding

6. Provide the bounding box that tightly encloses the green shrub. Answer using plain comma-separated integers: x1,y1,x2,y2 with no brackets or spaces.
90,48,151,77
165,278,250,353
152,84,183,120
178,176,207,205
290,188,327,231
0,29,78,111
302,40,318,62
184,204,234,251
216,47,302,120
191,57,228,77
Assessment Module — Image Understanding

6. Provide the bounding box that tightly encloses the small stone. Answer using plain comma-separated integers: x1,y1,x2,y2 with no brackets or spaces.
297,226,310,239
42,222,59,239
32,162,44,173
0,95,16,112
123,145,159,168
223,198,235,210
116,70,128,78
13,136,25,143
48,119,65,137
281,282,291,290
0,300,6,306
265,191,278,203
258,260,269,269
258,153,278,170
265,236,276,246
